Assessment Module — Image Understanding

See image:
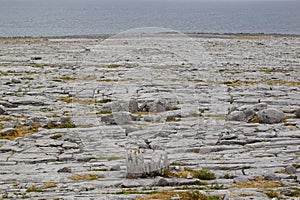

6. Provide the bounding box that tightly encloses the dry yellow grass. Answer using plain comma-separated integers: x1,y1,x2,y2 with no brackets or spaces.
232,180,283,188
0,124,39,140
136,190,210,200
43,182,57,188
69,174,104,181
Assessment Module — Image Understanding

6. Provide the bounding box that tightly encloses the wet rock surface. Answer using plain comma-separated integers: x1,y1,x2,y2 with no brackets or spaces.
0,34,300,199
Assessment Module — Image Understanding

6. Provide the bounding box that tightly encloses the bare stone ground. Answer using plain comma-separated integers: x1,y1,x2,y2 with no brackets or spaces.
0,33,300,199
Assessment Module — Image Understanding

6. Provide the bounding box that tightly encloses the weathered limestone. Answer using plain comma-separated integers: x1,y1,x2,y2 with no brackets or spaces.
0,35,300,199
0,105,6,115
257,108,286,124
101,112,137,125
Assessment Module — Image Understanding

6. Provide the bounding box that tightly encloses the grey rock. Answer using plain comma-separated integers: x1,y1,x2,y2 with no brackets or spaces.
125,127,139,135
233,176,249,184
258,108,286,124
149,103,166,112
227,111,245,121
186,172,193,179
110,99,139,113
243,108,256,121
264,173,279,181
126,149,169,178
156,177,169,186
285,165,297,174
128,99,138,113
101,112,136,125
227,108,255,122
139,99,172,113
0,105,6,115
110,165,121,171
252,103,268,112
57,167,72,173
31,56,42,60
0,100,16,108
11,78,21,84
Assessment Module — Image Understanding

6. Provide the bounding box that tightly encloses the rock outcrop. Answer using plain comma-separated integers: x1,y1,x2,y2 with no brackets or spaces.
126,149,169,178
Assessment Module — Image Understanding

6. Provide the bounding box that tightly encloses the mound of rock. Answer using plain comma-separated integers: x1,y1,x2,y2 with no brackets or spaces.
257,108,286,124
101,112,138,125
227,103,286,124
0,105,6,115
126,149,169,178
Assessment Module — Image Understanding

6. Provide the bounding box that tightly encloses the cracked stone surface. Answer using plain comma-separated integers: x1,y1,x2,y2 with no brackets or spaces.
0,33,300,199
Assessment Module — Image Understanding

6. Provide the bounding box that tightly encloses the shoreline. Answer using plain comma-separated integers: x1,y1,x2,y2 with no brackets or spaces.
1,32,300,40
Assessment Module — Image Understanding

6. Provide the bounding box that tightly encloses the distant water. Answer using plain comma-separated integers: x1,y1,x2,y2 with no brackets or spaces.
0,0,299,37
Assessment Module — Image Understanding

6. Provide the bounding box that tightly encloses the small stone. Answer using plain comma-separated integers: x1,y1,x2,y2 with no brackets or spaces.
0,105,6,115
57,167,72,173
157,177,169,186
101,112,135,125
11,78,21,84
149,103,166,112
227,111,245,121
31,56,42,60
257,108,286,124
110,165,121,171
186,173,193,179
233,176,249,184
243,108,256,121
285,165,297,174
128,99,138,113
264,173,279,181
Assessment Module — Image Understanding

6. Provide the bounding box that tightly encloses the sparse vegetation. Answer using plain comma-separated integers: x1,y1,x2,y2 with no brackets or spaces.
220,173,234,179
26,185,44,193
0,124,39,140
43,182,57,188
136,190,222,200
262,190,281,198
232,180,283,188
170,169,216,180
88,168,109,172
50,134,62,140
69,174,105,181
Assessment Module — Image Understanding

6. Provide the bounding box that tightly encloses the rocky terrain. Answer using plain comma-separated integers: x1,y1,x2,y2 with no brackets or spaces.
0,32,300,199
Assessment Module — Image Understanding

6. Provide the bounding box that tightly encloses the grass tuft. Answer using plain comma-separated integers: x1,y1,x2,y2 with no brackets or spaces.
69,174,105,181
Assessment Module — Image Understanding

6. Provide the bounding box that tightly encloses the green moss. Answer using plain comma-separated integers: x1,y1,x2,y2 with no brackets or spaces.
191,169,216,180
96,99,112,104
170,162,186,166
209,183,225,190
96,111,112,115
293,164,300,169
50,134,62,140
88,168,109,172
220,173,234,179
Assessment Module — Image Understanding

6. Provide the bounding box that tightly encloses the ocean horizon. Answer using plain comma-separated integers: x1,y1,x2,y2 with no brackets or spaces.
0,0,299,37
